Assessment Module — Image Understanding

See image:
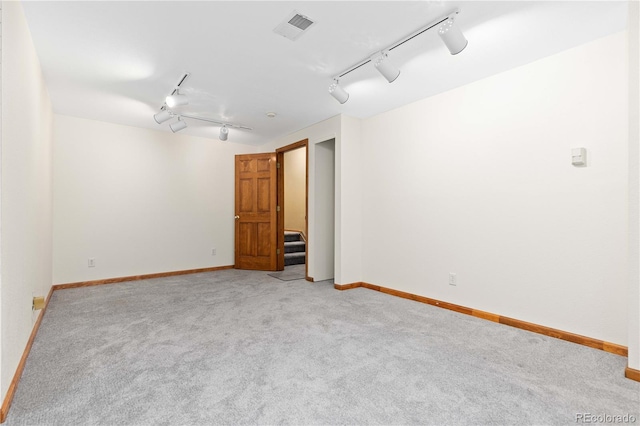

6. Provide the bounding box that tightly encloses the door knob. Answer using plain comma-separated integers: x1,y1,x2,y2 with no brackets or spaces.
234,215,240,220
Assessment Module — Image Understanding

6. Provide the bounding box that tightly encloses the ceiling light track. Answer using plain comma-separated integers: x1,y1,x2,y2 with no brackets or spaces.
169,72,190,96
388,17,449,52
329,9,467,104
332,9,460,81
154,110,252,139
180,114,252,131
154,73,252,141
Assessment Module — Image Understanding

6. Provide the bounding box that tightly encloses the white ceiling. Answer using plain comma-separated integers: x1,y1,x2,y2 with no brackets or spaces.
21,1,628,146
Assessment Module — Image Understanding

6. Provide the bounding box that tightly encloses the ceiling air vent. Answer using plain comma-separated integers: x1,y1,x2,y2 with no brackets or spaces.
273,11,316,41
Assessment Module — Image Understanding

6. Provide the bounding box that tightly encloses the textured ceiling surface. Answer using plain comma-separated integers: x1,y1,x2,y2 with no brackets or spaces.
21,1,628,145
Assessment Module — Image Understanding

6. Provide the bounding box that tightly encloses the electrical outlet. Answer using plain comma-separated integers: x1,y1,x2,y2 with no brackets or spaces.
211,248,217,256
33,296,45,310
88,258,96,268
449,272,457,286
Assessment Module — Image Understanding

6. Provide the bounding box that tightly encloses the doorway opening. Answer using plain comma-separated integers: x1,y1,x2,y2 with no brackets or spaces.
276,140,308,278
313,138,335,282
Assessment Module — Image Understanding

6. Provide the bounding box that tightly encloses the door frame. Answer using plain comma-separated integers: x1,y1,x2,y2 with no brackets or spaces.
276,139,309,277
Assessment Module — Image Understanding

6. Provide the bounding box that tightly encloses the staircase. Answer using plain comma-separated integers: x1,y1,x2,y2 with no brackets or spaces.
284,231,306,266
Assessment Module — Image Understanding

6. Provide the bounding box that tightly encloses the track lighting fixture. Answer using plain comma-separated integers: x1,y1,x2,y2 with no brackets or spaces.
438,18,468,55
372,52,400,83
219,126,229,141
328,79,349,104
328,9,467,103
169,117,187,133
154,73,252,140
154,112,251,138
153,109,173,124
166,90,189,108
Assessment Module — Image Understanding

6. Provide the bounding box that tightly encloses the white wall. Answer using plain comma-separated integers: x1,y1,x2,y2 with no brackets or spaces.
284,147,306,234
336,116,362,285
628,1,640,371
314,139,335,281
0,2,4,394
361,32,630,345
53,115,255,284
0,1,53,401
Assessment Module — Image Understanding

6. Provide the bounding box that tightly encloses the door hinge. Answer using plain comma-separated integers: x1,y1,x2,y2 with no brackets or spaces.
276,206,281,212
276,249,281,255
276,162,281,169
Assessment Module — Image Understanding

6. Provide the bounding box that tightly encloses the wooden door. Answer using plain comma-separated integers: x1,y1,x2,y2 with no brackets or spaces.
235,153,278,270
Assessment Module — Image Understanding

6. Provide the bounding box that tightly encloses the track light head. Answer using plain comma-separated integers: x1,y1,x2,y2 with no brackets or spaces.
373,53,401,83
170,118,187,133
166,91,189,108
219,126,229,141
153,109,173,124
438,18,468,55
329,80,349,104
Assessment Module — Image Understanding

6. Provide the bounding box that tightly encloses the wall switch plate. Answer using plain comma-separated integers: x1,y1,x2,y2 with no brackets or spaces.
571,147,587,166
88,258,95,268
449,273,457,286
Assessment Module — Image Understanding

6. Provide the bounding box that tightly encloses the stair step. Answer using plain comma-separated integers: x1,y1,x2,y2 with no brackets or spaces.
284,241,305,253
284,251,305,266
284,231,302,242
